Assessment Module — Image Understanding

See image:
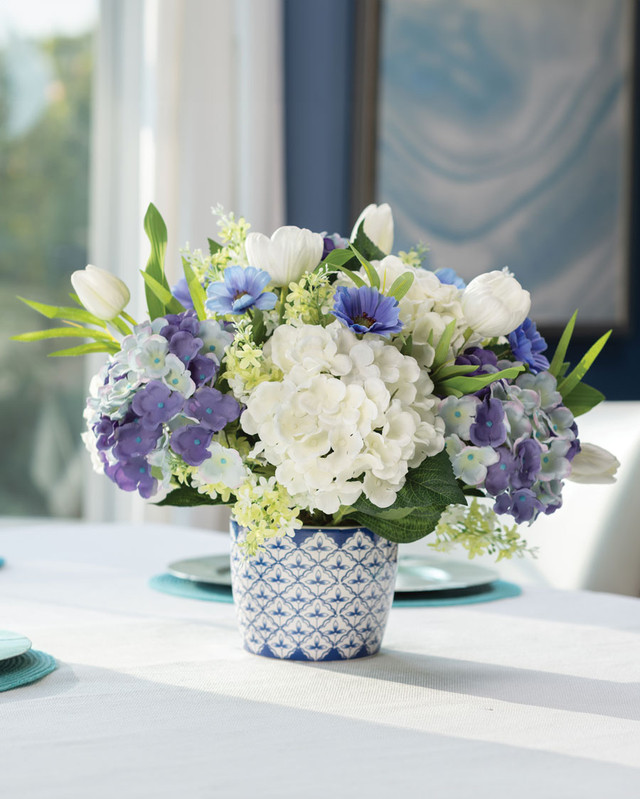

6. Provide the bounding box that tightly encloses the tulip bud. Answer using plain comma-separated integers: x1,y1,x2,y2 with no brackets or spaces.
71,265,131,321
462,269,531,337
567,443,619,484
351,203,394,255
245,226,323,287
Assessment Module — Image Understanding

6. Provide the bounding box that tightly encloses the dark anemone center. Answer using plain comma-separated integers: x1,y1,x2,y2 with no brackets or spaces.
233,290,250,302
353,312,375,328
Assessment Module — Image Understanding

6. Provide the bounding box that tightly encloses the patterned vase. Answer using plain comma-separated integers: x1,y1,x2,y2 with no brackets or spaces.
229,520,398,661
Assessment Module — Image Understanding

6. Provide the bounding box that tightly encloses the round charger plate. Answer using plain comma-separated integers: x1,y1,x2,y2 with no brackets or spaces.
0,630,32,662
168,554,499,594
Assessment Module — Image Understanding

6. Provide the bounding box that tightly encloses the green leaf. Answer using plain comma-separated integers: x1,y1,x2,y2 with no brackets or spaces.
432,363,478,381
549,310,578,377
12,326,115,343
208,238,222,256
387,271,415,301
557,330,612,398
562,381,605,417
439,365,524,396
48,342,119,357
431,319,458,371
143,203,171,319
400,334,413,356
155,486,229,507
332,264,366,288
349,245,380,289
320,248,358,269
140,270,185,316
18,297,107,327
251,308,267,345
353,221,387,261
182,258,206,320
351,451,466,543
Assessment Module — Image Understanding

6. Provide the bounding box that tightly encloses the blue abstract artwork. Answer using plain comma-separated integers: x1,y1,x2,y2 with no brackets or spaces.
377,0,632,326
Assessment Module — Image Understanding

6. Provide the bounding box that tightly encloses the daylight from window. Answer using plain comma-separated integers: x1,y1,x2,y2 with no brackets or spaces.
0,0,97,517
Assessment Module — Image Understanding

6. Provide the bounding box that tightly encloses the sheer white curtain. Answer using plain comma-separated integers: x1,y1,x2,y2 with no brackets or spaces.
87,0,285,529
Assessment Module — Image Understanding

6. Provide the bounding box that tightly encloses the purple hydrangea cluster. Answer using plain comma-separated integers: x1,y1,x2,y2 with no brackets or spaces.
84,311,241,498
440,371,580,524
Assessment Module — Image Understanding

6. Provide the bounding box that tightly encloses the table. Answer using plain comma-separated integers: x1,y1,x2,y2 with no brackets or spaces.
1,521,639,798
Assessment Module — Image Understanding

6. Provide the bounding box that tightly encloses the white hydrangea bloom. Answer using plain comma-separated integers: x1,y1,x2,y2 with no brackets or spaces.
240,322,444,514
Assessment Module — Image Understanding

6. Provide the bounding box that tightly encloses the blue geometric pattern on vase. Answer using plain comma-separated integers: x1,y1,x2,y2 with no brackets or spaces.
230,522,398,661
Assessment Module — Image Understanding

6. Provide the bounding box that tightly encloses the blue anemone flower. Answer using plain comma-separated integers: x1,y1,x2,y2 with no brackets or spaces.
508,318,550,374
205,266,277,316
332,285,403,336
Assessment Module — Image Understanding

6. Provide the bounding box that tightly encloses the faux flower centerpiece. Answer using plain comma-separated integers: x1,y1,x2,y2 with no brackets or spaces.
15,202,619,661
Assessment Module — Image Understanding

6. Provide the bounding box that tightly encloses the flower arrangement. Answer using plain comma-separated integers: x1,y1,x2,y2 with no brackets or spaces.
15,202,619,555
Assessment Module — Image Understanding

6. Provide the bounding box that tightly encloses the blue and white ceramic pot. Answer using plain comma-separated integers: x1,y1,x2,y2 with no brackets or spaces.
229,521,398,661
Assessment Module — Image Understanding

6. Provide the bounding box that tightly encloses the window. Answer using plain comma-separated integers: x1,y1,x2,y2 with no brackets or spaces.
0,0,98,517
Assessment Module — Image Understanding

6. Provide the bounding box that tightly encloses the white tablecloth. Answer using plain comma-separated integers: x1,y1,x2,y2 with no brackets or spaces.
1,521,639,798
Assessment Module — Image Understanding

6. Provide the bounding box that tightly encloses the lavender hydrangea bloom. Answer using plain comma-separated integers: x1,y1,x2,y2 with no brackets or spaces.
332,286,403,336
106,456,157,499
511,438,543,489
189,355,217,387
494,488,544,524
169,330,203,366
484,447,516,495
435,267,466,289
205,266,277,316
508,318,550,374
113,421,161,459
469,398,507,447
94,416,117,451
170,277,194,310
455,347,498,377
170,424,213,465
185,387,241,432
161,310,201,340
131,381,184,428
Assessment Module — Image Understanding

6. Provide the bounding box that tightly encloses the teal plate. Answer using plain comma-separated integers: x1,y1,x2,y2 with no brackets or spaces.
0,650,57,692
149,573,521,606
0,630,32,661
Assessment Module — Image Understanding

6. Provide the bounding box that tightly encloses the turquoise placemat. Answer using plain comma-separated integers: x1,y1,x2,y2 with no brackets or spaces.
149,573,521,607
0,650,57,692
0,557,4,568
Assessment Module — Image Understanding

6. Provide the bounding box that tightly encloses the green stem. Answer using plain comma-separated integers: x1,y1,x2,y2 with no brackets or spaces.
109,316,131,336
121,311,138,327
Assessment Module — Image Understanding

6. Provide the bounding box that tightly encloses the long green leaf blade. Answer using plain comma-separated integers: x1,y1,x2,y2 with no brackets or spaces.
48,342,119,357
143,203,170,319
557,330,612,398
349,245,380,288
562,382,605,417
140,271,185,316
332,265,366,288
12,327,115,343
440,365,524,396
387,271,414,301
182,259,206,320
431,319,458,371
549,309,578,377
18,297,107,327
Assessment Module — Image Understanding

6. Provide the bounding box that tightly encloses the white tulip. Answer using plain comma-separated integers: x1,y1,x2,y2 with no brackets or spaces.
351,203,394,254
462,269,531,337
567,443,620,484
71,264,131,321
245,226,323,287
